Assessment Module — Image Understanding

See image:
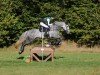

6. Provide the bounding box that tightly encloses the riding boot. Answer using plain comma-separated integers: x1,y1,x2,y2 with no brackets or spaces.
44,32,49,38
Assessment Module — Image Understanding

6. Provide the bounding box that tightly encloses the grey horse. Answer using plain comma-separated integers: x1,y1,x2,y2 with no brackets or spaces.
15,21,70,54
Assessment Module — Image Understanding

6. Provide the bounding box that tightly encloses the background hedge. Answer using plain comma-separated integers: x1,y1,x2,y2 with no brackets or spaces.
0,0,100,47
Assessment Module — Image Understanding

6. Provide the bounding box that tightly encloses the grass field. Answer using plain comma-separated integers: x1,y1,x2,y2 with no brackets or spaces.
0,42,100,75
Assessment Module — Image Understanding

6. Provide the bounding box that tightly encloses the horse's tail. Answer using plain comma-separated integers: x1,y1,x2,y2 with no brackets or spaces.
14,39,25,49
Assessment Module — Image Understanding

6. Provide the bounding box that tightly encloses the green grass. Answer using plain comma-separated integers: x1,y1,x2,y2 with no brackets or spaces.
0,46,100,75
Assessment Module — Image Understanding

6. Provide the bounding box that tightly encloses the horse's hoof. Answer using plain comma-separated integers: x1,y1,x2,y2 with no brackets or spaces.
18,52,22,54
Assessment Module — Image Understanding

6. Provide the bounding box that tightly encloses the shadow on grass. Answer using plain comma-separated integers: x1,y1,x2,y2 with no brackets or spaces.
17,56,24,60
54,56,65,59
16,55,65,62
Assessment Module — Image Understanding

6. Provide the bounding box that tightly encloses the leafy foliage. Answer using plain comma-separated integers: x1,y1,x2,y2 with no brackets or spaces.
0,0,100,47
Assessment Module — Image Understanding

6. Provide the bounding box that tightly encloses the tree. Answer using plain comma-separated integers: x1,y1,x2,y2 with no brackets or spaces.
0,0,100,47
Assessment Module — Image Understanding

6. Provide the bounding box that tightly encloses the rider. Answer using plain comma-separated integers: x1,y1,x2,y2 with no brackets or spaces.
39,17,54,37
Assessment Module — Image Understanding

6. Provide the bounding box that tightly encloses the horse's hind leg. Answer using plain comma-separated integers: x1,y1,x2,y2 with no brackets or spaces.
18,44,25,54
14,31,28,49
14,39,25,49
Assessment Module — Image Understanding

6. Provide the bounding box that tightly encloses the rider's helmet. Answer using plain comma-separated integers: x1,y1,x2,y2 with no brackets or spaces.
41,17,54,25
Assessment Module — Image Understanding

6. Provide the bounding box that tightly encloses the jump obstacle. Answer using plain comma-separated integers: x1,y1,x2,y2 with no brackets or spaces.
30,27,55,62
30,47,54,62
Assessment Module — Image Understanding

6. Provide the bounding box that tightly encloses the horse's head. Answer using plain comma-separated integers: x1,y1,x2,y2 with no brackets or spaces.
60,22,70,34
53,21,70,34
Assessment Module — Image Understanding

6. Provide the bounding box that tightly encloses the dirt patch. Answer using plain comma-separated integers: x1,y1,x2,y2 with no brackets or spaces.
12,41,100,53
56,41,100,53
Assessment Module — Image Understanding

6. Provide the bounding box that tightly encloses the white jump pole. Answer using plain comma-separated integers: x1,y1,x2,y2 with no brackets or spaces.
41,27,44,62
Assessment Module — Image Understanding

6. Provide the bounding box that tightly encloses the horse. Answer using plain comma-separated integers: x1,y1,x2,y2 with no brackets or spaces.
15,21,70,54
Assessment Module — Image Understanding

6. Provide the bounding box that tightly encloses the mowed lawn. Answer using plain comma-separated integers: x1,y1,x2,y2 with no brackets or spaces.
0,46,100,75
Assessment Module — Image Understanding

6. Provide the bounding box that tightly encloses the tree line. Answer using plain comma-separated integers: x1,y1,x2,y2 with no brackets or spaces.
0,0,100,47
